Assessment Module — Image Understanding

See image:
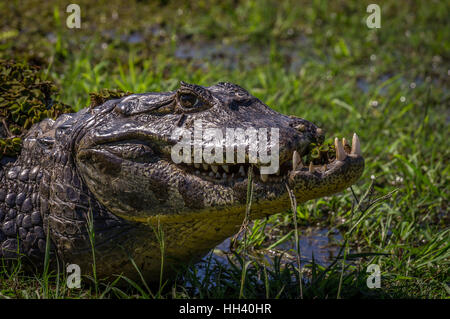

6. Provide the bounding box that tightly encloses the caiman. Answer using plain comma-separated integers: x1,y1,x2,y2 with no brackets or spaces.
0,81,364,281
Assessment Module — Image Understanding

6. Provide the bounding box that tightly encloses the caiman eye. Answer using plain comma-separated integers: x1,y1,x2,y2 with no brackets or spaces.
179,93,199,108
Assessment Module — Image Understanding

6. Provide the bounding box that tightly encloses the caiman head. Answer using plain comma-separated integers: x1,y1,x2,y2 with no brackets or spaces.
38,81,364,279
76,81,364,222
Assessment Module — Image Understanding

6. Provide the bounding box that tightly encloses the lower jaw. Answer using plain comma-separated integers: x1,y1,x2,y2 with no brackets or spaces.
288,155,365,201
116,153,363,226
138,157,363,226
113,156,363,280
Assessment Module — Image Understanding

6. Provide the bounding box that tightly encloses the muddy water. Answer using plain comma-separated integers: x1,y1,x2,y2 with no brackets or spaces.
187,227,345,288
210,227,344,268
272,227,344,266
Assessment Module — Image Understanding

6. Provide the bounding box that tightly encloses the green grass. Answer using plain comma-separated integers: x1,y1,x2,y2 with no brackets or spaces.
0,0,449,298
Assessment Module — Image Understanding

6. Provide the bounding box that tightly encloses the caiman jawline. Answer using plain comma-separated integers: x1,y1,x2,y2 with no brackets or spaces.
173,133,363,185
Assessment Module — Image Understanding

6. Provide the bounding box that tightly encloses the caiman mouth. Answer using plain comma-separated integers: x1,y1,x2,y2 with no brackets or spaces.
287,133,363,183
174,132,363,186
76,127,364,222
177,161,286,184
84,130,363,188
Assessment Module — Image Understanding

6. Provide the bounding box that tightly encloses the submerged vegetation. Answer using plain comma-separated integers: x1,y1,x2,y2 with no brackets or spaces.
0,0,448,298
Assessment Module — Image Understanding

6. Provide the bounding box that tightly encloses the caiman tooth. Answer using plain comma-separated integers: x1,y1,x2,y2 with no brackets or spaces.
215,172,221,178
221,165,229,173
239,166,246,176
351,133,362,156
222,172,227,179
211,165,219,173
194,163,200,169
209,171,214,177
292,150,302,171
309,162,313,173
203,164,209,170
260,173,269,182
335,137,347,161
195,170,200,175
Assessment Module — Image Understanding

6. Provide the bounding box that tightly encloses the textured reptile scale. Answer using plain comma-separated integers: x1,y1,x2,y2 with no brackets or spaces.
0,159,45,260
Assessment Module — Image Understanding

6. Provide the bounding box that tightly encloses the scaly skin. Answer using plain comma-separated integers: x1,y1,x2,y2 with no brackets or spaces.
0,82,364,281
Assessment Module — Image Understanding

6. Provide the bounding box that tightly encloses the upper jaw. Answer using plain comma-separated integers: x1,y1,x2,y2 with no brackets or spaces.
80,113,364,195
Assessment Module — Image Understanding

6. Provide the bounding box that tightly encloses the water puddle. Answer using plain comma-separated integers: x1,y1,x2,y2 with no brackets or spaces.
174,38,310,72
273,227,343,266
188,227,345,287
175,41,265,70
211,227,343,267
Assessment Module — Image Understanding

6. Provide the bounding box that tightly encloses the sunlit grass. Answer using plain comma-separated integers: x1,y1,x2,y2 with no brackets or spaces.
0,0,448,298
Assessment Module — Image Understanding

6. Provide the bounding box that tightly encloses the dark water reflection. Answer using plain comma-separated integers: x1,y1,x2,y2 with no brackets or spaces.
188,227,345,287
